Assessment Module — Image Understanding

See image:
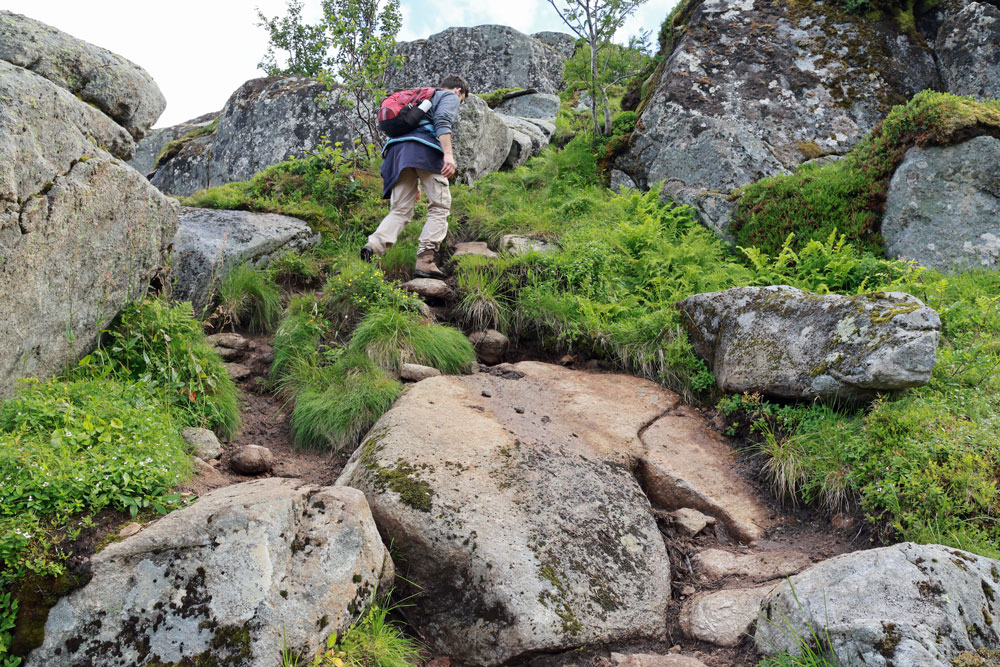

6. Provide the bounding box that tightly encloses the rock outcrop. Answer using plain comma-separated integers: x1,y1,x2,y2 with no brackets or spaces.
935,1,1000,100
452,94,514,185
170,207,320,313
129,112,218,177
0,11,165,140
883,136,1000,272
496,92,561,122
677,286,941,401
532,31,578,60
338,361,773,664
617,0,939,231
27,479,391,667
147,77,357,197
755,543,1000,666
388,25,570,95
0,58,176,397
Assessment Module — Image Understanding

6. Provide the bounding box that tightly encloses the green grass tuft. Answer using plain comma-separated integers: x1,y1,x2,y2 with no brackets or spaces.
215,262,282,333
348,308,475,374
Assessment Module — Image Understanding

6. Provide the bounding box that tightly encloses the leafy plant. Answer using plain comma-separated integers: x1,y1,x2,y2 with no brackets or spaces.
93,299,241,438
0,592,20,667
257,0,329,77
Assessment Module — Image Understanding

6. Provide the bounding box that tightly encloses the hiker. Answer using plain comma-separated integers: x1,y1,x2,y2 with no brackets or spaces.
361,75,470,278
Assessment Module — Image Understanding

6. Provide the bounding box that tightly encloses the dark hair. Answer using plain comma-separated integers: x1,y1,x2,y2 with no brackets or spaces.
439,75,470,97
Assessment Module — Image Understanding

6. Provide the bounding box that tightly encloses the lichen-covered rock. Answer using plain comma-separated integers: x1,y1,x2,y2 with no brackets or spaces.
935,1,1000,100
26,479,392,667
171,207,320,312
883,136,1000,271
0,10,165,139
755,543,1000,666
532,31,578,60
617,0,939,232
504,128,533,169
388,25,569,94
150,134,213,197
676,286,941,401
0,61,177,397
452,94,513,185
496,92,561,121
337,362,675,665
129,112,218,177
501,115,551,155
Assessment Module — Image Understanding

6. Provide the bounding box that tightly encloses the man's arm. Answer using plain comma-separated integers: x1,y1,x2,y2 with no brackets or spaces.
439,133,457,179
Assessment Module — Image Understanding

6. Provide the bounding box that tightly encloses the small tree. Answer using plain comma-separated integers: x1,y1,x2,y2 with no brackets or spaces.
546,0,649,137
256,0,403,153
256,0,327,77
563,35,651,131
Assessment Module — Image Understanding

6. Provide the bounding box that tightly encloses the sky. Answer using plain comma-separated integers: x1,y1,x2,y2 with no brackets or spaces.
3,0,678,128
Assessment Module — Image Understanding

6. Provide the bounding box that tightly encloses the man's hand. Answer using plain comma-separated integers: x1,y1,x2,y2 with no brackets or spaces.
442,154,457,179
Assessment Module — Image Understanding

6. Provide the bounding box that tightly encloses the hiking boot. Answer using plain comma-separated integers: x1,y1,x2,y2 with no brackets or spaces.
414,250,446,279
360,244,375,262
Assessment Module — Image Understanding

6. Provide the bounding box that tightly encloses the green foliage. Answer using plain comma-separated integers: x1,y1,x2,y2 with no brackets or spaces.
0,592,20,667
270,250,324,288
283,594,421,667
94,300,241,438
185,140,365,231
610,110,638,136
0,378,190,579
476,88,526,109
257,0,328,76
455,255,511,332
215,263,282,333
323,260,423,335
287,351,401,451
271,294,331,382
719,270,1000,557
348,309,475,374
733,91,1000,256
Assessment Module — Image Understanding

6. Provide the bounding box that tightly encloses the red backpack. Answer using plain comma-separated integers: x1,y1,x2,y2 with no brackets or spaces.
377,87,437,137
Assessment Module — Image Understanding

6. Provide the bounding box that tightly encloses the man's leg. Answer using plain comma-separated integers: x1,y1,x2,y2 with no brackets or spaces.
365,168,418,256
415,169,452,254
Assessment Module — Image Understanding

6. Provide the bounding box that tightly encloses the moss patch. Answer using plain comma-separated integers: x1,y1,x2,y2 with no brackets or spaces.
153,118,218,170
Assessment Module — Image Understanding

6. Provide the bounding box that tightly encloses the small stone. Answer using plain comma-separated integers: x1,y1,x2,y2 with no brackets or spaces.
181,426,223,460
680,585,776,647
230,445,274,475
500,234,554,256
681,585,696,596
400,363,442,382
206,332,250,350
401,278,456,301
830,513,855,530
225,362,252,380
514,406,525,414
452,241,498,259
118,523,142,538
469,329,509,365
557,354,577,366
212,345,242,361
481,390,492,398
672,508,716,537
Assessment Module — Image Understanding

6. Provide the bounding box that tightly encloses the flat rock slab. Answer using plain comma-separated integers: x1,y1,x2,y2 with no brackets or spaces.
171,207,320,312
26,479,392,667
639,405,774,543
338,362,677,664
501,234,555,255
756,543,1000,666
680,585,776,648
677,286,941,402
883,137,1000,272
693,548,812,583
401,278,456,301
496,93,561,121
452,242,498,259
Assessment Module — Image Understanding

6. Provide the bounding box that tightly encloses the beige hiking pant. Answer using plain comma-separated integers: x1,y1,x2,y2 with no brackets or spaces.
368,167,451,255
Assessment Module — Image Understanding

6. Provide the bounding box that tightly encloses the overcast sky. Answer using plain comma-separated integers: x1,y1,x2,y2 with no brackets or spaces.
4,0,676,128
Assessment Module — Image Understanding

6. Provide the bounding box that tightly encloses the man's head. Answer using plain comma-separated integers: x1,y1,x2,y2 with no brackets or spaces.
439,75,470,102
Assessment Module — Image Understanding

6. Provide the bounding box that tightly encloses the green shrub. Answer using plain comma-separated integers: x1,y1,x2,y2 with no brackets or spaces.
323,260,423,336
288,352,401,451
0,592,19,667
0,378,191,579
610,110,638,136
94,300,241,438
348,309,475,374
733,91,1000,256
215,262,282,333
269,250,323,287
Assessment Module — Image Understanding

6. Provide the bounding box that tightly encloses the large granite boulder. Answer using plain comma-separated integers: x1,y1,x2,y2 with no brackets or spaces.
677,286,941,402
452,94,514,185
0,60,177,397
501,115,553,168
532,31,578,60
496,92,561,122
755,543,1000,666
26,479,392,667
129,112,219,177
883,136,1000,272
171,207,320,312
388,25,569,95
617,0,939,231
935,1,1000,100
338,361,774,664
0,10,165,139
149,77,357,197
